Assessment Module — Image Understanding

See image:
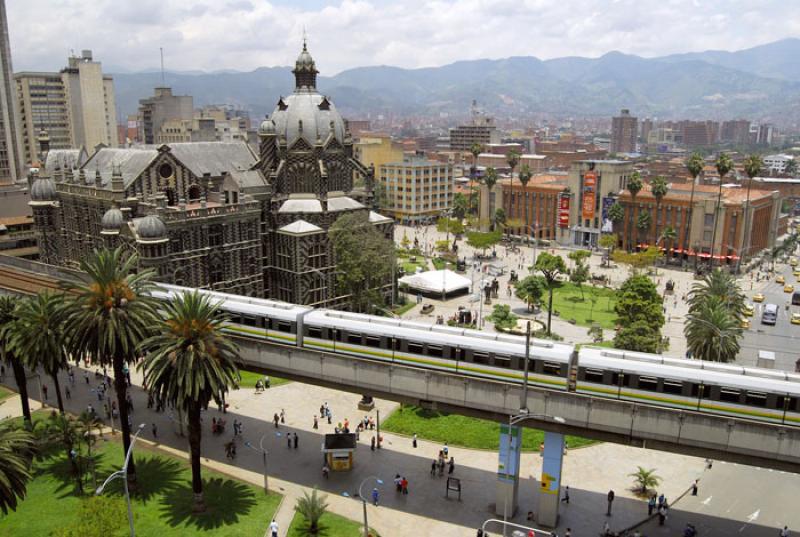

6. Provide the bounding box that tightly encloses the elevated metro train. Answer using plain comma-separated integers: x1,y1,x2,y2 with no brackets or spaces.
152,284,800,427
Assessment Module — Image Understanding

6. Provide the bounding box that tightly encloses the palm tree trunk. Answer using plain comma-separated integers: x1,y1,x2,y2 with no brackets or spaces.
709,182,723,268
10,358,31,427
628,196,636,251
738,179,754,273
546,287,554,335
51,372,65,414
684,180,697,268
524,191,530,251
653,201,660,250
112,354,137,488
188,402,205,512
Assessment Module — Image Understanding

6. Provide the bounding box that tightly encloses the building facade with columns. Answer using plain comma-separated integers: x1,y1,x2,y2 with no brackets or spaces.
29,42,393,308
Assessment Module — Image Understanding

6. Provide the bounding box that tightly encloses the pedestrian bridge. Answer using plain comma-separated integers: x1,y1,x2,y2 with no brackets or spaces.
0,255,798,473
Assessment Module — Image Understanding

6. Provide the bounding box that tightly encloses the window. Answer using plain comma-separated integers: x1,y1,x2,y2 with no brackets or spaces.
583,368,604,383
474,352,489,365
638,376,659,391
408,342,423,354
543,362,562,376
427,345,442,357
347,333,361,345
308,327,322,338
241,315,257,327
366,336,381,348
493,355,510,368
745,391,767,407
277,321,291,333
704,213,715,227
663,380,683,395
703,230,712,242
719,387,741,403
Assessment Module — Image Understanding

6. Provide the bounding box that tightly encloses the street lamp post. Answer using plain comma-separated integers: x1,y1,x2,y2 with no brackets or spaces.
244,434,270,494
345,476,383,537
96,423,146,537
501,413,565,537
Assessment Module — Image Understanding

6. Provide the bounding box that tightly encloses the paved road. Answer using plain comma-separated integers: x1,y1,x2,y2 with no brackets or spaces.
739,259,800,371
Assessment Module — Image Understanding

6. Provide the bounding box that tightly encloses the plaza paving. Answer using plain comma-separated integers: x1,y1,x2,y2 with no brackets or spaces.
8,363,798,537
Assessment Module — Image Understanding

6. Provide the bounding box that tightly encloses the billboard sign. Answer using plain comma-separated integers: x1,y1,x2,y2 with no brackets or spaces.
558,194,570,228
582,171,597,220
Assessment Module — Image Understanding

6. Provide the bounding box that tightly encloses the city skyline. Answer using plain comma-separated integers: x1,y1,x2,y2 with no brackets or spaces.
7,0,800,75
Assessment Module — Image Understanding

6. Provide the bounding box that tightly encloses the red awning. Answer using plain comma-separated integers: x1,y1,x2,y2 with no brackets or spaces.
698,252,711,258
673,247,684,254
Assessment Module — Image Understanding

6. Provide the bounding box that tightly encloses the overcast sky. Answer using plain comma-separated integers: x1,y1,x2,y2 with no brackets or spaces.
7,0,800,75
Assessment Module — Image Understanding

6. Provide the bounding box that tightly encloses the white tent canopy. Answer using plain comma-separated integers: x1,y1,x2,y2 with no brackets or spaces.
398,269,471,295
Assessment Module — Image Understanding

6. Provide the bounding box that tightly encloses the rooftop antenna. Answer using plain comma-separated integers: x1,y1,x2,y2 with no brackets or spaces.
302,26,307,49
160,47,165,86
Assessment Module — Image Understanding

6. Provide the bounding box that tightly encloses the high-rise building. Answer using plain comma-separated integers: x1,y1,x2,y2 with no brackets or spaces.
0,0,22,185
138,87,193,144
15,50,119,167
610,109,637,154
449,100,501,151
61,51,118,151
720,119,751,145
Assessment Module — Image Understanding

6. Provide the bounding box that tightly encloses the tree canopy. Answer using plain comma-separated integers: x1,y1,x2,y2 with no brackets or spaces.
466,230,502,253
488,304,518,331
613,274,664,353
329,213,394,313
515,275,546,310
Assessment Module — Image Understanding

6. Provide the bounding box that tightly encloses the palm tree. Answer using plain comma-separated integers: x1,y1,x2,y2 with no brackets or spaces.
629,466,661,495
294,487,329,534
785,158,797,177
710,153,734,267
687,269,745,315
684,153,704,269
60,247,160,488
626,172,643,250
0,424,35,514
77,410,103,489
37,412,84,493
139,290,240,512
0,297,31,427
469,143,483,217
684,298,742,362
483,167,499,230
650,176,669,248
636,210,651,246
608,202,624,232
518,163,533,245
12,293,69,414
739,154,764,271
659,226,678,258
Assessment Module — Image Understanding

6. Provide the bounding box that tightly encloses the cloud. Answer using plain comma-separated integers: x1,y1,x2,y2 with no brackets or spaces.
6,0,800,74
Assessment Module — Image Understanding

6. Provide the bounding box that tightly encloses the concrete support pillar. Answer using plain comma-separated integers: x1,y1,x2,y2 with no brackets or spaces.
495,423,522,517
537,431,565,527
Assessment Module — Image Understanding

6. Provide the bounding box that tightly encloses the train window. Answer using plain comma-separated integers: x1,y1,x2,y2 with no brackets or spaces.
719,388,741,403
365,336,381,348
542,362,562,376
277,321,291,333
474,352,489,365
611,372,630,386
638,376,659,392
690,384,704,397
241,315,257,327
392,338,401,350
347,333,361,345
517,358,532,371
584,369,604,383
308,327,322,339
494,355,511,368
663,380,683,395
787,397,799,412
745,391,767,407
427,345,443,357
408,342,423,354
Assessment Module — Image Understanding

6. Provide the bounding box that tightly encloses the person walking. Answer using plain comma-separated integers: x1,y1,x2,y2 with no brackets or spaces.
780,525,790,537
293,432,298,449
691,479,699,496
280,408,285,423
412,433,417,448
151,423,158,439
65,386,71,400
313,415,318,429
658,504,667,525
606,489,615,516
371,436,376,451
287,433,292,449
371,488,379,506
648,494,656,516
269,519,279,537
274,413,280,428
448,457,455,475
430,459,437,476
561,485,570,504
42,383,48,401
401,477,408,495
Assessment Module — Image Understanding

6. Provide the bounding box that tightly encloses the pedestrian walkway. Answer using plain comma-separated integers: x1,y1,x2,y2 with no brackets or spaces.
2,363,714,537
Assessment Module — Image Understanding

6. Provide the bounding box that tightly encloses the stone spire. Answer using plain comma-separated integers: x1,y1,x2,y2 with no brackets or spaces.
292,39,318,91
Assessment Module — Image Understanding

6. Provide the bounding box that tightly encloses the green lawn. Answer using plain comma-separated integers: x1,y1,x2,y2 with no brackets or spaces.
392,300,416,316
400,260,427,274
381,405,595,452
550,282,618,329
0,384,13,401
287,510,379,537
237,369,290,389
0,435,281,536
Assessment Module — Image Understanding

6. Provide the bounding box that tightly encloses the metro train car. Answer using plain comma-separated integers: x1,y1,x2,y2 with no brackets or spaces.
153,284,800,427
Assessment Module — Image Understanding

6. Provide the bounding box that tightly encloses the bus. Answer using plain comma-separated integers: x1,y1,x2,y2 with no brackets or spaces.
762,303,778,325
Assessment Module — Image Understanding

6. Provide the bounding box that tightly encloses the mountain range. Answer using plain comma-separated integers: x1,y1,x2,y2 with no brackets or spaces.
111,39,800,123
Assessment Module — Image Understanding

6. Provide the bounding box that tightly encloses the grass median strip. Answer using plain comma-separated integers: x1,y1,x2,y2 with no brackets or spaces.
382,404,596,451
